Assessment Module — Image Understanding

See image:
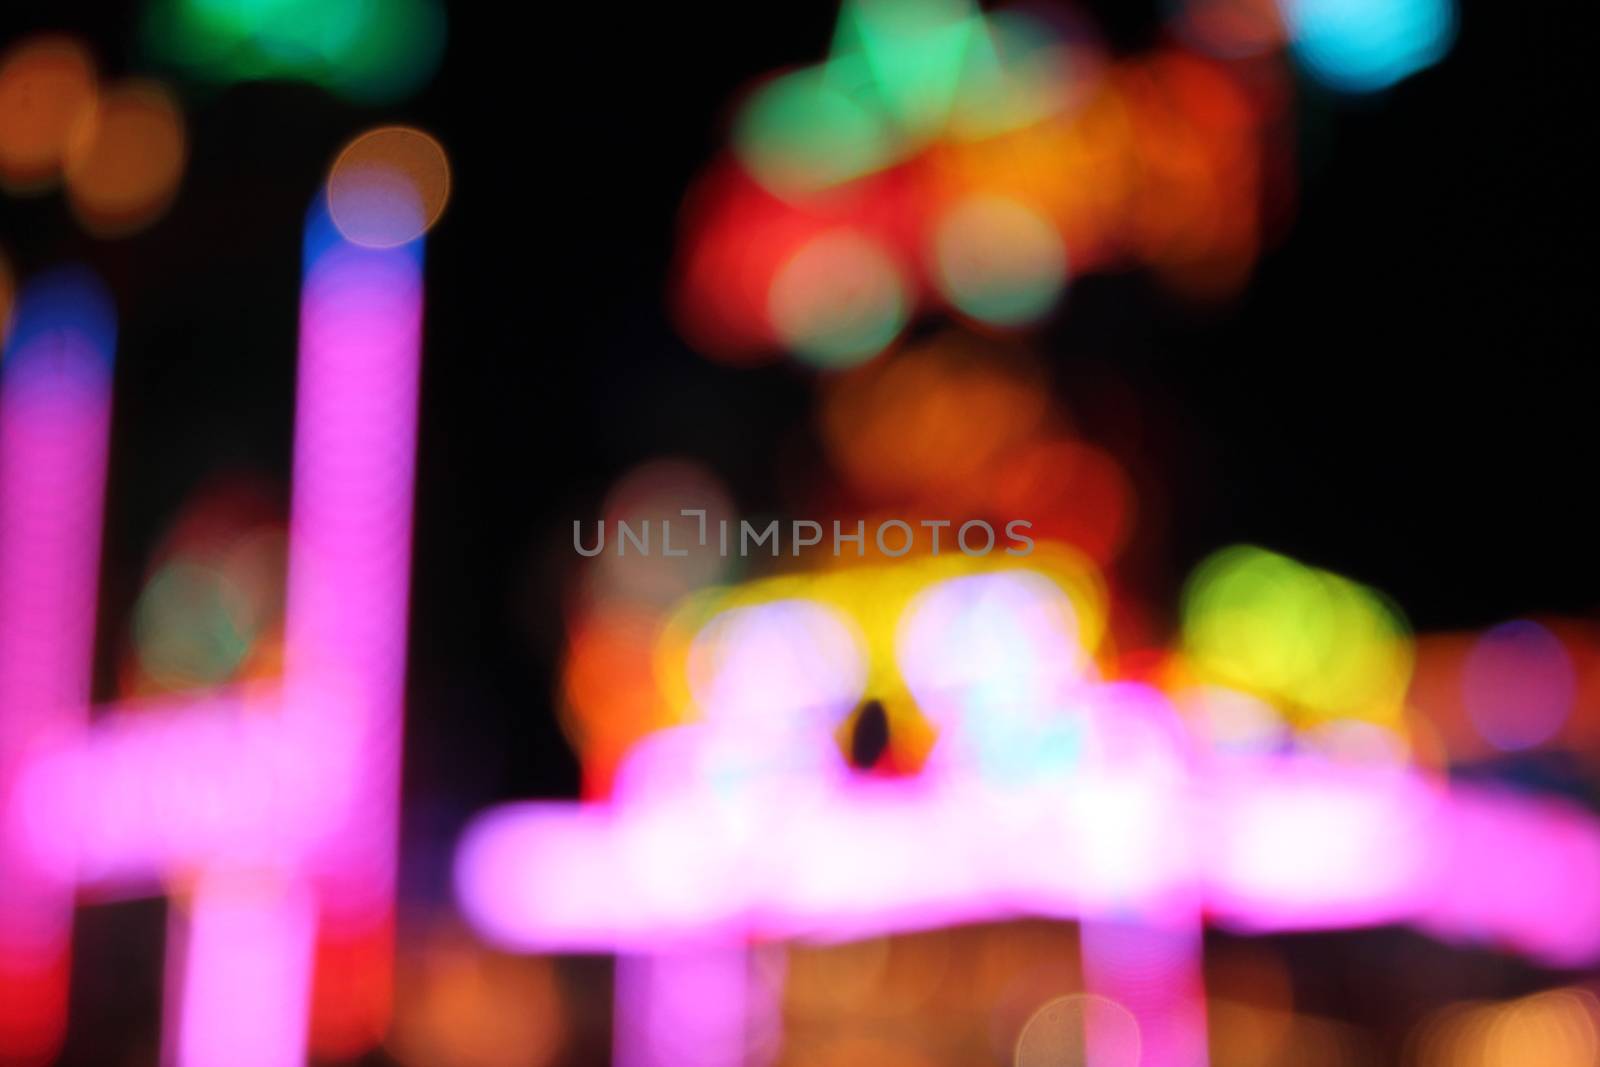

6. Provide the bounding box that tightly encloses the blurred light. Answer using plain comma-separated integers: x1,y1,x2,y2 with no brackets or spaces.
782,1035,939,1066
667,548,1110,776
768,229,910,367
977,921,1081,1041
462,650,1600,963
819,332,1049,504
133,560,257,687
983,438,1133,565
0,194,428,1066
678,0,1295,365
1414,988,1600,1067
614,950,757,1067
1,195,432,1062
1116,51,1264,301
1206,1000,1295,1067
1208,763,1430,929
1182,546,1413,726
689,599,867,737
733,64,898,199
1300,717,1410,765
327,126,450,249
0,36,97,193
62,80,187,236
176,875,317,1067
119,484,286,698
595,459,736,608
1015,993,1141,1067
897,571,1088,776
0,267,116,1066
1406,632,1483,762
1410,622,1600,764
785,937,893,1017
945,11,1079,140
1280,0,1456,93
1463,620,1576,753
673,164,853,364
730,0,1076,200
1079,922,1209,1067
932,193,1068,325
1173,0,1287,58
829,0,986,139
560,605,678,797
1177,686,1291,755
557,460,737,795
288,195,426,1058
143,0,445,104
386,922,565,1067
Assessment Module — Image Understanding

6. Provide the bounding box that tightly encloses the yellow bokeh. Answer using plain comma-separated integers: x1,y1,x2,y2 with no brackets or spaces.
1181,545,1413,726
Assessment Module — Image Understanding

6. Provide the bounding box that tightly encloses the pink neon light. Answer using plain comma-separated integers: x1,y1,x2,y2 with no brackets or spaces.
162,200,424,1066
456,753,1600,963
455,574,1600,1064
1081,921,1208,1067
614,950,758,1067
284,199,421,935
0,271,116,1064
458,593,1600,1067
11,688,358,892
172,875,317,1067
0,201,425,1067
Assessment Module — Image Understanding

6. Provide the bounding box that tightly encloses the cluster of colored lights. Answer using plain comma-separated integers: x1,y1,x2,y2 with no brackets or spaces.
7,2,1592,1066
674,0,1456,368
464,536,1600,1065
0,35,188,239
523,296,1598,1064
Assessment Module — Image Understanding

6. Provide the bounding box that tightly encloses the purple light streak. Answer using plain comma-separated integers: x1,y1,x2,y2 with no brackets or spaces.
0,270,116,1064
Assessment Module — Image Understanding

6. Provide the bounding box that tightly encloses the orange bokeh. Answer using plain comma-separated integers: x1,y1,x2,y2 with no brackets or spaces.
560,605,681,797
0,36,97,193
984,438,1134,565
820,333,1051,506
326,126,451,248
63,80,187,236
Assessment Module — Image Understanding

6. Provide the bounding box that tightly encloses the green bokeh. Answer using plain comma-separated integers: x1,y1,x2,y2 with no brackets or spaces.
143,0,445,104
134,561,257,687
734,61,897,199
830,0,984,138
1182,545,1413,721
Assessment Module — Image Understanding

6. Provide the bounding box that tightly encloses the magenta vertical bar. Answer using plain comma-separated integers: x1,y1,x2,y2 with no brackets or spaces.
1080,918,1210,1067
0,270,116,1065
173,875,317,1067
285,198,423,1047
163,196,425,1065
615,949,757,1067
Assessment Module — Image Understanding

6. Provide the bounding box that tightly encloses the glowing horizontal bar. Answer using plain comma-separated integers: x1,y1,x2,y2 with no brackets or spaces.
456,758,1600,966
9,686,364,895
